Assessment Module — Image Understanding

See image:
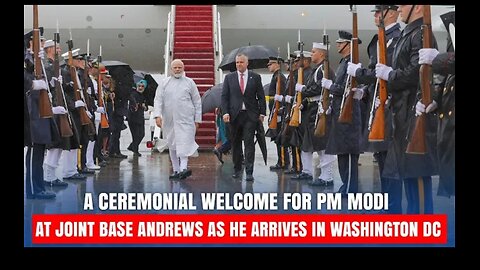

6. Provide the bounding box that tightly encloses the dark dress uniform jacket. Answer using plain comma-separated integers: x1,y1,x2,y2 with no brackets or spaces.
25,71,56,145
300,63,335,152
356,23,401,153
432,51,455,197
128,90,147,124
382,18,438,180
325,56,361,155
221,70,266,123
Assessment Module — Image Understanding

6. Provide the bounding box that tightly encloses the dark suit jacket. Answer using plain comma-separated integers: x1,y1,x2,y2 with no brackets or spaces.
221,70,266,122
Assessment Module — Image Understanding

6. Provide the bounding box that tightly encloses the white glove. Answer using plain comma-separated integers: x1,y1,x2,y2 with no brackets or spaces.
325,106,332,115
351,87,364,100
374,97,381,109
75,100,85,108
375,63,393,81
317,103,324,114
86,110,92,118
415,100,438,116
295,83,305,92
274,94,284,102
321,78,333,90
32,79,47,91
38,49,44,60
87,87,92,95
52,106,67,115
96,106,105,114
49,75,63,87
418,48,440,65
347,62,362,77
285,95,293,104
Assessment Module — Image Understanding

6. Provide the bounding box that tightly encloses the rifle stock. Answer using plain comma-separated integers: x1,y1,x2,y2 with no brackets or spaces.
289,42,304,127
406,5,432,154
368,6,388,142
53,32,73,138
67,40,92,126
314,33,330,137
268,59,282,130
33,5,53,118
97,59,110,129
338,5,359,124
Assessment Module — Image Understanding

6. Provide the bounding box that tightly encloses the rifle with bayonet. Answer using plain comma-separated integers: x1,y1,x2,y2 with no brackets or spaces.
82,39,96,136
97,46,110,129
53,24,74,138
406,5,432,154
33,5,53,118
267,48,282,137
289,34,304,127
339,5,359,123
368,5,388,142
280,45,295,145
314,27,330,137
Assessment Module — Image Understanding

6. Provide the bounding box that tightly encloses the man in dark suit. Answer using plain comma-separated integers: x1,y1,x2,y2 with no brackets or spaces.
221,53,266,181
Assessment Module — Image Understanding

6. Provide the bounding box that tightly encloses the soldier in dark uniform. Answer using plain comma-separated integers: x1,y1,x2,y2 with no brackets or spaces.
289,50,315,181
416,10,455,198
292,42,335,185
60,49,89,180
375,5,438,214
127,80,148,156
42,39,70,187
282,54,303,175
24,48,56,199
322,31,363,196
266,56,288,170
347,5,402,213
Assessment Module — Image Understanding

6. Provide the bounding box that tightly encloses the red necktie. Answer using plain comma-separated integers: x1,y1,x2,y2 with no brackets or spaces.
240,73,245,94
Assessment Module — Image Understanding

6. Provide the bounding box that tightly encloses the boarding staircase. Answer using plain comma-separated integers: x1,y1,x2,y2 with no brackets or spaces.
165,5,224,150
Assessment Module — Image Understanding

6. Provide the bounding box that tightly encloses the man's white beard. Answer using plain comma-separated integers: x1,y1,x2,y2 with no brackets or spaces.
173,72,184,78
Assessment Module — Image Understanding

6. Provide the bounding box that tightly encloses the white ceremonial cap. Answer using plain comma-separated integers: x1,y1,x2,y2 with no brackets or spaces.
43,39,55,49
61,48,80,60
294,50,312,58
312,42,328,51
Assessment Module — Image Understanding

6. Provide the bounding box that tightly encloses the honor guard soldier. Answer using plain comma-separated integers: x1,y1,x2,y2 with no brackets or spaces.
347,5,402,212
24,36,56,199
416,10,455,198
322,30,363,196
375,5,439,213
266,56,289,171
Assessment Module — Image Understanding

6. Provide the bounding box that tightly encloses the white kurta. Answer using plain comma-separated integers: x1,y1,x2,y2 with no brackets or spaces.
153,76,202,157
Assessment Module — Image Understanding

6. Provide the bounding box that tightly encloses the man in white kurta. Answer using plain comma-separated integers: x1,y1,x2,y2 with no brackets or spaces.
153,59,202,179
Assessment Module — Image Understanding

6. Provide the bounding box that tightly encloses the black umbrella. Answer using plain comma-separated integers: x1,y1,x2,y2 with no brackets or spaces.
133,70,147,84
255,120,268,165
103,60,134,99
201,83,223,114
219,45,277,71
143,74,159,107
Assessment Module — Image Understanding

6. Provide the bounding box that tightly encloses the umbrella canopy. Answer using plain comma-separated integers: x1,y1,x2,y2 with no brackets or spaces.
143,73,159,106
103,60,134,99
201,83,223,114
219,45,277,71
133,70,147,84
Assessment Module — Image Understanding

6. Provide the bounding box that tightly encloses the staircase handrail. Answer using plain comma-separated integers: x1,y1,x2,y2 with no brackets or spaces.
213,5,224,83
164,5,175,75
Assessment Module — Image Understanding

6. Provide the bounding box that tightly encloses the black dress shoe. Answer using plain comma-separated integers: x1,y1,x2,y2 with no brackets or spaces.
133,152,142,157
80,168,96,174
284,169,298,175
246,174,254,181
28,190,56,200
213,149,224,164
64,173,87,180
179,169,192,179
291,172,313,180
308,178,333,186
169,172,180,179
44,179,69,187
269,164,283,170
232,171,242,178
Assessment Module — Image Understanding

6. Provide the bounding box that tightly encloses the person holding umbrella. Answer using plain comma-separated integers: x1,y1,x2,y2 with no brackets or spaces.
221,53,266,181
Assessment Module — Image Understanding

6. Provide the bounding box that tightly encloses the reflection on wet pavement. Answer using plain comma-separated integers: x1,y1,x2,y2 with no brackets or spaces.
24,122,455,246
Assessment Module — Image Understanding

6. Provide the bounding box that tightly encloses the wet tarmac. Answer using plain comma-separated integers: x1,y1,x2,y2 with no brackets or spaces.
24,122,455,247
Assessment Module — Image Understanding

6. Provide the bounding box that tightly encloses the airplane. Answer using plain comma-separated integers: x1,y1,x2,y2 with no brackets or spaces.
24,5,454,76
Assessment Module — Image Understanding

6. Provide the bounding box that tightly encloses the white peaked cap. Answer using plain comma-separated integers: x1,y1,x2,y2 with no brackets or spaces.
61,48,80,60
312,42,328,51
43,40,55,49
294,50,312,58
